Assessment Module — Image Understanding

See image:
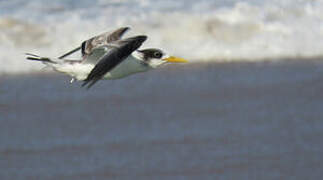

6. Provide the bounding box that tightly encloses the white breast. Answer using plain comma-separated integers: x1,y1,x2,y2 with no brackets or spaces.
103,55,150,79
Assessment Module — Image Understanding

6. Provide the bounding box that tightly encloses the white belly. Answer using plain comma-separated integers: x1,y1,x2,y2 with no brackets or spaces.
53,56,150,81
54,63,93,80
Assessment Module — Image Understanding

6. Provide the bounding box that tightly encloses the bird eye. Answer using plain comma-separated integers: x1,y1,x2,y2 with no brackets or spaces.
154,52,162,58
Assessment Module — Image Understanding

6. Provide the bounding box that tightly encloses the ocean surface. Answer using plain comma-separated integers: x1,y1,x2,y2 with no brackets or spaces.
1,0,323,179
1,60,323,179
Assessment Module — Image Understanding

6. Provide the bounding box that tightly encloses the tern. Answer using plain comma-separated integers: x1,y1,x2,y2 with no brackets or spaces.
26,27,188,89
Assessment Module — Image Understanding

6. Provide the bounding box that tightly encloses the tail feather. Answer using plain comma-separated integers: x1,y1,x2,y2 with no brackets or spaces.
25,53,57,64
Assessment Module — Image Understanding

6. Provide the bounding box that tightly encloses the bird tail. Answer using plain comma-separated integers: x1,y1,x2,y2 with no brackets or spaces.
25,53,58,64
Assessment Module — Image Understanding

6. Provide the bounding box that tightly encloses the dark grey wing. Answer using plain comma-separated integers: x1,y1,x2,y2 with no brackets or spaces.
57,27,130,59
81,27,130,57
82,35,147,89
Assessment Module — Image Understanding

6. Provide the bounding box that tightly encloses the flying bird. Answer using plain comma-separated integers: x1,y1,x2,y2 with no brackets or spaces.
26,27,187,89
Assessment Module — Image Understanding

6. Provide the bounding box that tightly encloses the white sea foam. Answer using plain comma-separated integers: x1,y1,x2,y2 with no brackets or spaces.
0,0,323,74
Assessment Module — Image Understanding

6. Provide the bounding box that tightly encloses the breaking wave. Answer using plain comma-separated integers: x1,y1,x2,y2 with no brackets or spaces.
1,0,323,74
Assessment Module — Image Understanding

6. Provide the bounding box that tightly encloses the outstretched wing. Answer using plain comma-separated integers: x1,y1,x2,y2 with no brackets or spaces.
58,27,130,59
82,35,147,89
81,27,130,57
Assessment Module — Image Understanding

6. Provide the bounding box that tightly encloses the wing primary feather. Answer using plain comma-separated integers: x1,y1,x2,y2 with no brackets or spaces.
106,27,130,43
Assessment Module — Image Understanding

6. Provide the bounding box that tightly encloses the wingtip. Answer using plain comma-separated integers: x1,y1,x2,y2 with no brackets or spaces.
134,35,148,43
81,81,96,90
81,81,88,87
124,26,131,31
119,27,131,36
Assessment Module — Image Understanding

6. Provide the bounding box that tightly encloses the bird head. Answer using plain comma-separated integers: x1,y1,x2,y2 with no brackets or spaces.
137,48,188,68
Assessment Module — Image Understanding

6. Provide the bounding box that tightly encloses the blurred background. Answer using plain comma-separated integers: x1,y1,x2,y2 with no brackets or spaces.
1,0,323,179
1,0,323,73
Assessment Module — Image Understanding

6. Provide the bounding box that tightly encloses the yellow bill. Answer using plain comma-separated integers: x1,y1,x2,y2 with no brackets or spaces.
163,56,188,63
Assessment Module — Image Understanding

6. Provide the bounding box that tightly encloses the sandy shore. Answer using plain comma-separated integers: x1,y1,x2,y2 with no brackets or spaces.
1,60,323,179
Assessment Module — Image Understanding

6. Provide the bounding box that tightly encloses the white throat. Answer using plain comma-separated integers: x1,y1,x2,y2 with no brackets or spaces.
132,51,145,61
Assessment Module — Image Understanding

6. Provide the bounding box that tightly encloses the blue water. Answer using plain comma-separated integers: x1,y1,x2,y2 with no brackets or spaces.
1,60,323,179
